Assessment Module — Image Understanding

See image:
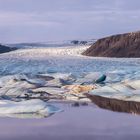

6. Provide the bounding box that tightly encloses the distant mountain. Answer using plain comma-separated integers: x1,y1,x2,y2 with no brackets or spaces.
83,31,140,58
8,39,95,49
70,40,95,45
0,44,17,54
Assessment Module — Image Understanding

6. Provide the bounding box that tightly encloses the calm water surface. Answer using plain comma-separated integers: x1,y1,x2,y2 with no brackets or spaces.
0,102,140,140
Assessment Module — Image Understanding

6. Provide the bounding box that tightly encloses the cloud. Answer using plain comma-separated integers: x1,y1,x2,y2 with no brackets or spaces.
0,0,140,43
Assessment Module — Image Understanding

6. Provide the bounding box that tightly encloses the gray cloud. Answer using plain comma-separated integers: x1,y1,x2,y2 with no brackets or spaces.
0,0,140,43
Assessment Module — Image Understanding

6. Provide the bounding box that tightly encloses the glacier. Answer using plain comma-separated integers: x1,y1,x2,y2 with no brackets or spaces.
0,45,139,77
0,44,139,117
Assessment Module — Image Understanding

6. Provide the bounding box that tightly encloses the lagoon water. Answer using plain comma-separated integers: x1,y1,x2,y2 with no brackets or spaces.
0,102,140,140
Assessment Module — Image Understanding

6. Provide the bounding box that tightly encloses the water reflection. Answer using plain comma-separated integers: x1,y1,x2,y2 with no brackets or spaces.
0,113,54,119
87,94,140,115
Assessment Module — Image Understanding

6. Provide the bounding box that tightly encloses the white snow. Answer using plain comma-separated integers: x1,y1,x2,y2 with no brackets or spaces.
2,45,90,58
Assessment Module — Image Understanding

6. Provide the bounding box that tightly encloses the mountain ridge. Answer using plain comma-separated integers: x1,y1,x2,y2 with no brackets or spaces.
83,31,140,58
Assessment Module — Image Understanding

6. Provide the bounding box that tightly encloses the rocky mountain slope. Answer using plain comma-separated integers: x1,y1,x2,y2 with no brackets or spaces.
0,44,17,54
83,31,140,57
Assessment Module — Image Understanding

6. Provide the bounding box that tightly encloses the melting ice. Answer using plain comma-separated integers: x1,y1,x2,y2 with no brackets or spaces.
0,45,139,118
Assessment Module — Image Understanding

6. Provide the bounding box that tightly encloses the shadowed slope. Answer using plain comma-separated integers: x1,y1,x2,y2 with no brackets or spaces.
0,44,17,54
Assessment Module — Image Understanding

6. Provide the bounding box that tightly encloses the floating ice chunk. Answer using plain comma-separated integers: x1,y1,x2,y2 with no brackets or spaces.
0,74,29,87
111,84,134,95
36,74,54,81
0,78,36,97
39,104,62,114
0,99,62,117
89,83,135,99
50,73,75,81
89,86,118,98
124,80,140,90
0,74,47,90
0,75,36,89
0,75,16,87
62,85,96,94
105,74,122,83
110,93,128,100
108,70,127,75
0,87,30,97
45,78,66,87
32,87,68,95
65,95,79,101
5,81,36,89
95,74,106,83
0,113,48,119
14,75,47,87
106,70,131,83
39,73,76,84
124,94,140,102
84,72,103,80
47,68,57,73
132,90,140,95
13,74,28,81
25,78,47,86
88,81,139,101
75,72,103,85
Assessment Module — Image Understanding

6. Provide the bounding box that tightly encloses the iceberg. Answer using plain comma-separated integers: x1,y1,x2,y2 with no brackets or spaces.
75,72,104,85
0,99,62,118
89,84,134,99
124,80,140,90
32,87,68,95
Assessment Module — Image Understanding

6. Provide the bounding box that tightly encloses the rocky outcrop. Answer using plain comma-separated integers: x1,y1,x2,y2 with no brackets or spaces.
83,31,140,57
0,44,17,54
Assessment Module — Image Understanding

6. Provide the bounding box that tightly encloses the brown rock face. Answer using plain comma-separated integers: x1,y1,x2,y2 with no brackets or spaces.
83,31,140,57
86,94,140,115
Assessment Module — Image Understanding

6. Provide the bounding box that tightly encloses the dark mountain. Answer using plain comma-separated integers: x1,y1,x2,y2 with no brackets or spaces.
8,39,95,49
83,31,140,57
0,44,17,54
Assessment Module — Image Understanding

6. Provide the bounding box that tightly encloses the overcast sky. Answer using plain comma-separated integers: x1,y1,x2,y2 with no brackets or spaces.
0,0,140,43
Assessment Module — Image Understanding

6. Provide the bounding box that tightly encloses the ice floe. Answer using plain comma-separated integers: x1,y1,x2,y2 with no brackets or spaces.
32,87,68,95
0,99,62,118
88,80,140,101
124,80,140,90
